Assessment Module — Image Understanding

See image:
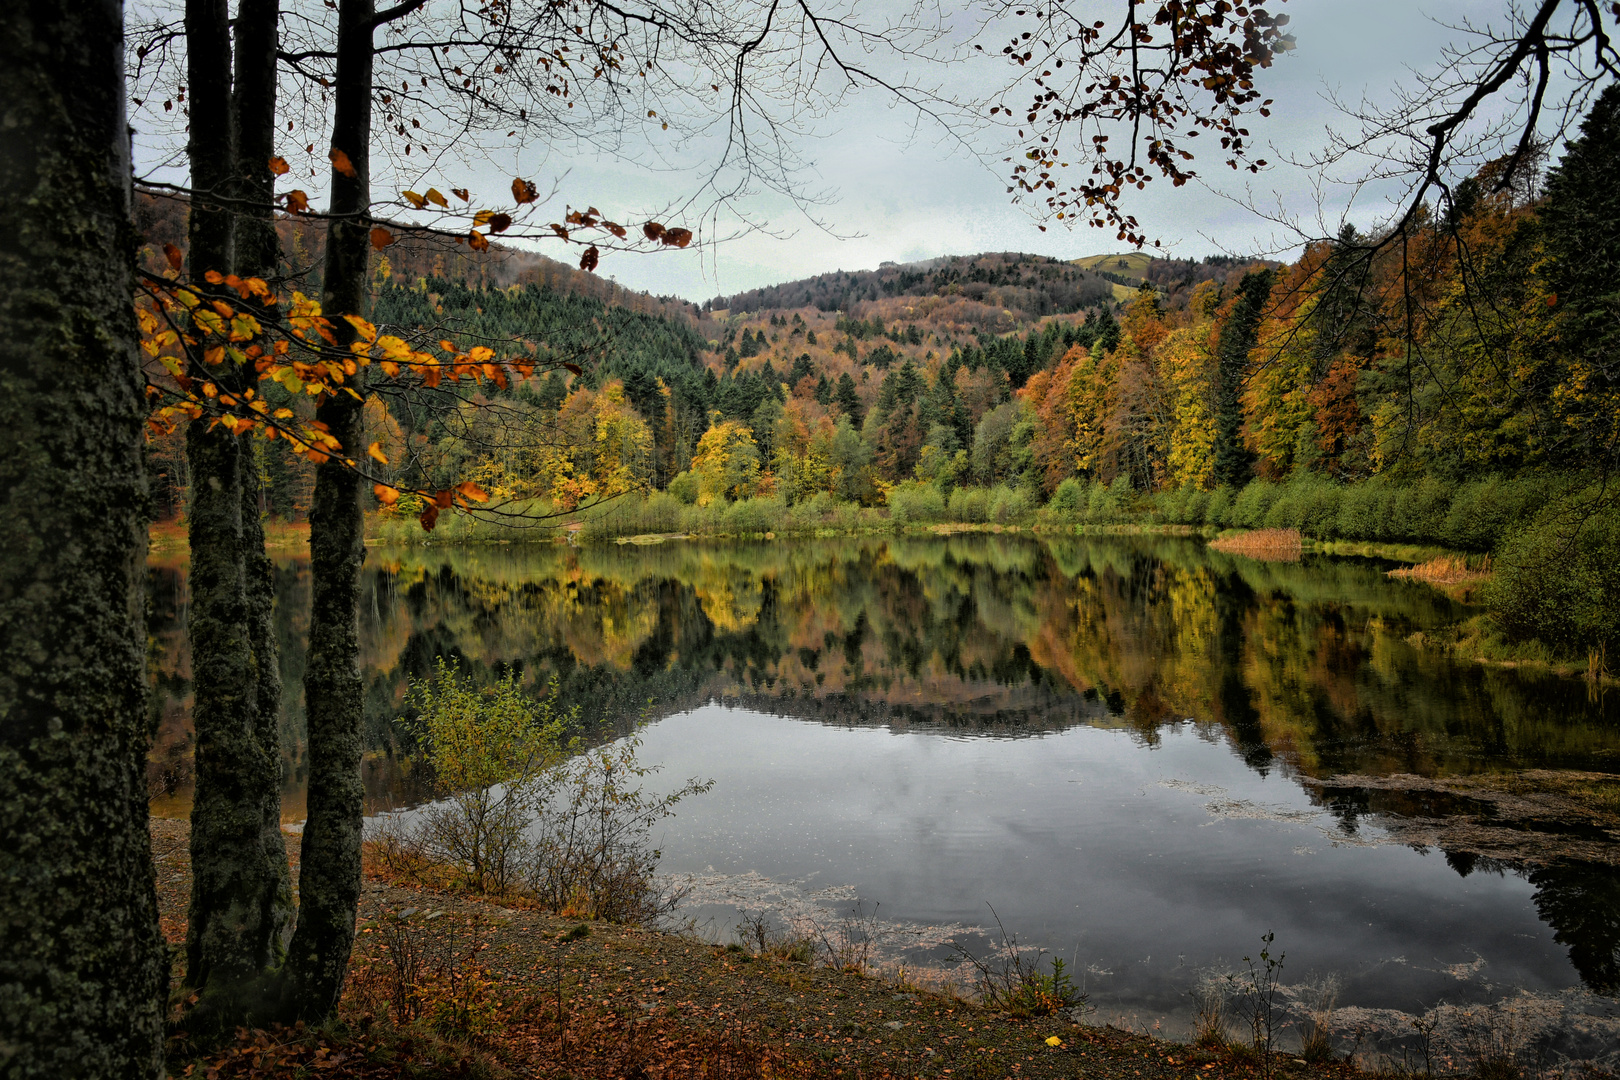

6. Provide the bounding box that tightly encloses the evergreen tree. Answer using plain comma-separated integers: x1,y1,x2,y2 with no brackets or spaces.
835,371,864,424
1213,270,1275,487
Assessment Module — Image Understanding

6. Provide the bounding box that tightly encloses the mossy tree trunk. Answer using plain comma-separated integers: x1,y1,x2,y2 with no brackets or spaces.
283,0,377,1020
0,0,168,1073
181,0,293,1029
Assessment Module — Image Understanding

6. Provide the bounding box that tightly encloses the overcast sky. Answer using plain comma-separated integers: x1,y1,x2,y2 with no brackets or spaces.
128,0,1568,303
542,0,1534,301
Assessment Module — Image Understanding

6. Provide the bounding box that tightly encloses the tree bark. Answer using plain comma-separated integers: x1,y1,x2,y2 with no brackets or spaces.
182,0,292,1028
0,0,167,1074
283,0,375,1020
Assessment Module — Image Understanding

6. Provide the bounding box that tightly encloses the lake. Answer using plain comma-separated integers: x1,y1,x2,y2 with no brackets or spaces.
145,534,1620,1041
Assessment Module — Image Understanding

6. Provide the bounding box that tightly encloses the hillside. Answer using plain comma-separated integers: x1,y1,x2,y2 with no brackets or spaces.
705,252,1117,328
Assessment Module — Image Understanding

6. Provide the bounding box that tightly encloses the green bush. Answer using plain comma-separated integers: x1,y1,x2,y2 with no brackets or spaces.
1204,486,1235,528
1441,477,1551,551
721,495,785,534
949,486,992,523
888,481,946,524
667,470,699,505
1488,501,1620,661
1231,479,1280,529
1045,478,1086,521
988,485,1032,524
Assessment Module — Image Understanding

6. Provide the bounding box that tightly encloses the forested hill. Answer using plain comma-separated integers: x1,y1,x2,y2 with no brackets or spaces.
706,252,1117,324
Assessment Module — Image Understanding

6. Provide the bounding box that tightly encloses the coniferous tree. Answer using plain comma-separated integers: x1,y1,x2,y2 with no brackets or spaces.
1213,269,1275,487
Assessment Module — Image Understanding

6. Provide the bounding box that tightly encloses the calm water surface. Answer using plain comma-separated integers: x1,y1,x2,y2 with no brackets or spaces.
146,535,1620,1027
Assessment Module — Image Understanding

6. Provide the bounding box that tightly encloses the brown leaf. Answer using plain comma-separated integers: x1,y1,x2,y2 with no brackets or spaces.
563,362,583,376
642,222,665,242
369,226,394,249
661,227,693,248
164,243,184,271
285,190,309,214
328,147,357,178
452,187,470,201
487,213,512,233
468,230,490,251
433,490,453,509
512,177,538,204
579,245,599,272
268,156,290,176
419,503,439,531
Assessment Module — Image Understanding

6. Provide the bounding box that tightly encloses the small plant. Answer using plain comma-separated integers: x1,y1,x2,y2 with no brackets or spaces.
1190,973,1229,1049
947,906,1087,1018
1227,931,1285,1079
805,900,882,973
735,908,815,963
1298,974,1340,1063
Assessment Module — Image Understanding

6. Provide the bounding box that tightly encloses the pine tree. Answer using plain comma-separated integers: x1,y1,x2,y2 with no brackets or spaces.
1213,270,1275,487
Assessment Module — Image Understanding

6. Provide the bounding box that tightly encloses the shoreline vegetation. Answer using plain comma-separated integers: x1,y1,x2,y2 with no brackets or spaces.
148,472,1620,683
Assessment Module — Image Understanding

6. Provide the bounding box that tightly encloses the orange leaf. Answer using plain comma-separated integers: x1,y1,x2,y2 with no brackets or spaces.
367,441,389,464
268,156,290,176
433,490,453,509
164,243,184,271
512,177,538,204
374,484,399,505
468,230,490,252
369,226,394,249
579,245,599,272
419,503,439,531
456,480,490,503
285,190,309,214
328,147,357,178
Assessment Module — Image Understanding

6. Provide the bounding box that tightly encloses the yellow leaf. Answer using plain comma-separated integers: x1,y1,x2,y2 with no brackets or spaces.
367,441,389,465
402,190,427,210
343,315,378,342
425,187,448,208
374,484,400,505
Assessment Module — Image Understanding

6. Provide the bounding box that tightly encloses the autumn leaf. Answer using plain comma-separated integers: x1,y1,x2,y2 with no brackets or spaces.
456,480,489,503
487,213,512,233
402,190,427,209
512,177,538,204
268,156,290,176
452,188,469,201
642,222,665,242
579,245,599,272
661,227,693,248
425,188,448,208
374,484,399,505
419,503,439,531
328,147,357,178
342,315,378,342
468,230,490,251
367,441,389,464
285,190,310,214
433,490,453,509
369,226,394,249
563,362,583,375
164,243,184,271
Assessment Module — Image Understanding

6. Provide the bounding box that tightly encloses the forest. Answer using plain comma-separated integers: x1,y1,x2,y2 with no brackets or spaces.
248,88,1620,670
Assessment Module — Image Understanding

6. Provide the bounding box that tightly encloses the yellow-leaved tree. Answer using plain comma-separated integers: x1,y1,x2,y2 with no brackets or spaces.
691,415,763,505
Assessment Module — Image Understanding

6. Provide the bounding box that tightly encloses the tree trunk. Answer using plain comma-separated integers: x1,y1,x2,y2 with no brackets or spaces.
182,0,292,1028
233,0,296,987
283,0,375,1020
0,0,167,1074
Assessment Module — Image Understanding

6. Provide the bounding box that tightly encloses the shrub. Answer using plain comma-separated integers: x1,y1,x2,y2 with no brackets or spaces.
403,659,572,894
989,484,1032,524
1231,479,1280,530
667,470,699,505
1204,486,1235,528
1488,500,1620,664
1045,478,1086,521
949,485,992,523
721,495,784,534
887,481,946,524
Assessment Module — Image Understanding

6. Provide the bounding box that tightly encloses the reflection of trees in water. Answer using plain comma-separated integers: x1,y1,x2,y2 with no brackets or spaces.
1529,861,1620,995
146,536,1620,988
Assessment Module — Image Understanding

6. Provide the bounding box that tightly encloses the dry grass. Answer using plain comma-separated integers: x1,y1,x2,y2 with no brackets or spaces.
1209,529,1304,562
1387,555,1493,586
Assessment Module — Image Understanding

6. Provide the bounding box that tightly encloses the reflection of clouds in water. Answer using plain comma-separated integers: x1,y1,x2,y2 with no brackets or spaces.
667,869,977,958
1328,989,1620,1078
1158,777,1388,848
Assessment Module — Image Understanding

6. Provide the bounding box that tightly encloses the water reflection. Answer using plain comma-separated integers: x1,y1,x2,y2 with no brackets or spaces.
145,534,1620,1002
